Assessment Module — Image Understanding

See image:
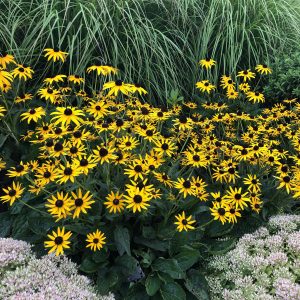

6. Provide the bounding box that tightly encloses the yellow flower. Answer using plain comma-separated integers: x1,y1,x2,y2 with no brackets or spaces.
103,80,133,96
86,65,118,76
0,68,13,90
124,188,151,213
86,230,106,251
11,64,34,81
104,191,125,213
43,74,67,85
44,48,68,63
210,202,229,225
50,106,85,126
199,58,216,69
70,189,95,218
174,211,196,232
20,107,46,123
195,80,216,94
255,64,272,75
0,52,16,68
0,105,6,118
174,178,196,198
223,186,250,210
246,91,265,103
68,74,84,84
45,191,73,219
237,69,255,81
0,181,25,206
44,227,72,256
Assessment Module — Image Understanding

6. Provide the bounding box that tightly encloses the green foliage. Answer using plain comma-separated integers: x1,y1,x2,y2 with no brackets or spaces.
263,50,300,101
1,0,300,103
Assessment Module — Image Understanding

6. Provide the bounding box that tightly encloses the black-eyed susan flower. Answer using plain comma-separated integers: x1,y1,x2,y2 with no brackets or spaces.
199,58,216,69
68,74,84,84
44,74,67,85
124,188,151,213
44,48,68,63
0,52,16,68
237,69,255,81
220,75,235,91
153,172,174,188
0,181,24,206
38,87,60,103
92,145,117,165
86,65,118,76
103,80,133,96
0,105,6,118
226,89,239,100
238,82,251,93
129,83,148,95
210,202,229,225
104,191,125,213
15,93,33,104
243,174,261,193
50,107,85,126
45,192,72,220
0,68,13,90
174,178,196,198
44,227,72,256
124,163,149,181
74,156,97,175
153,138,177,157
20,107,46,123
196,80,216,94
223,186,250,210
0,157,6,170
86,230,106,251
174,211,196,232
70,189,95,218
6,162,28,178
250,198,263,213
255,64,272,75
227,204,242,224
56,162,81,184
246,91,265,103
275,174,292,194
86,100,109,119
36,165,58,186
11,64,34,81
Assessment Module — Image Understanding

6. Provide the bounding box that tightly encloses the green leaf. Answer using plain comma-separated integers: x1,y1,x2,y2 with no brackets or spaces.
174,248,200,271
134,236,169,251
145,273,161,296
114,226,131,255
208,238,236,255
184,269,210,300
125,284,149,300
92,249,109,263
28,216,54,235
152,258,185,279
115,254,139,277
0,212,11,237
160,282,186,300
97,269,119,295
80,256,100,273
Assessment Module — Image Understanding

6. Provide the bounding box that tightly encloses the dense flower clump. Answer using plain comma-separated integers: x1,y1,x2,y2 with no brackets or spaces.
206,214,300,300
0,238,114,300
